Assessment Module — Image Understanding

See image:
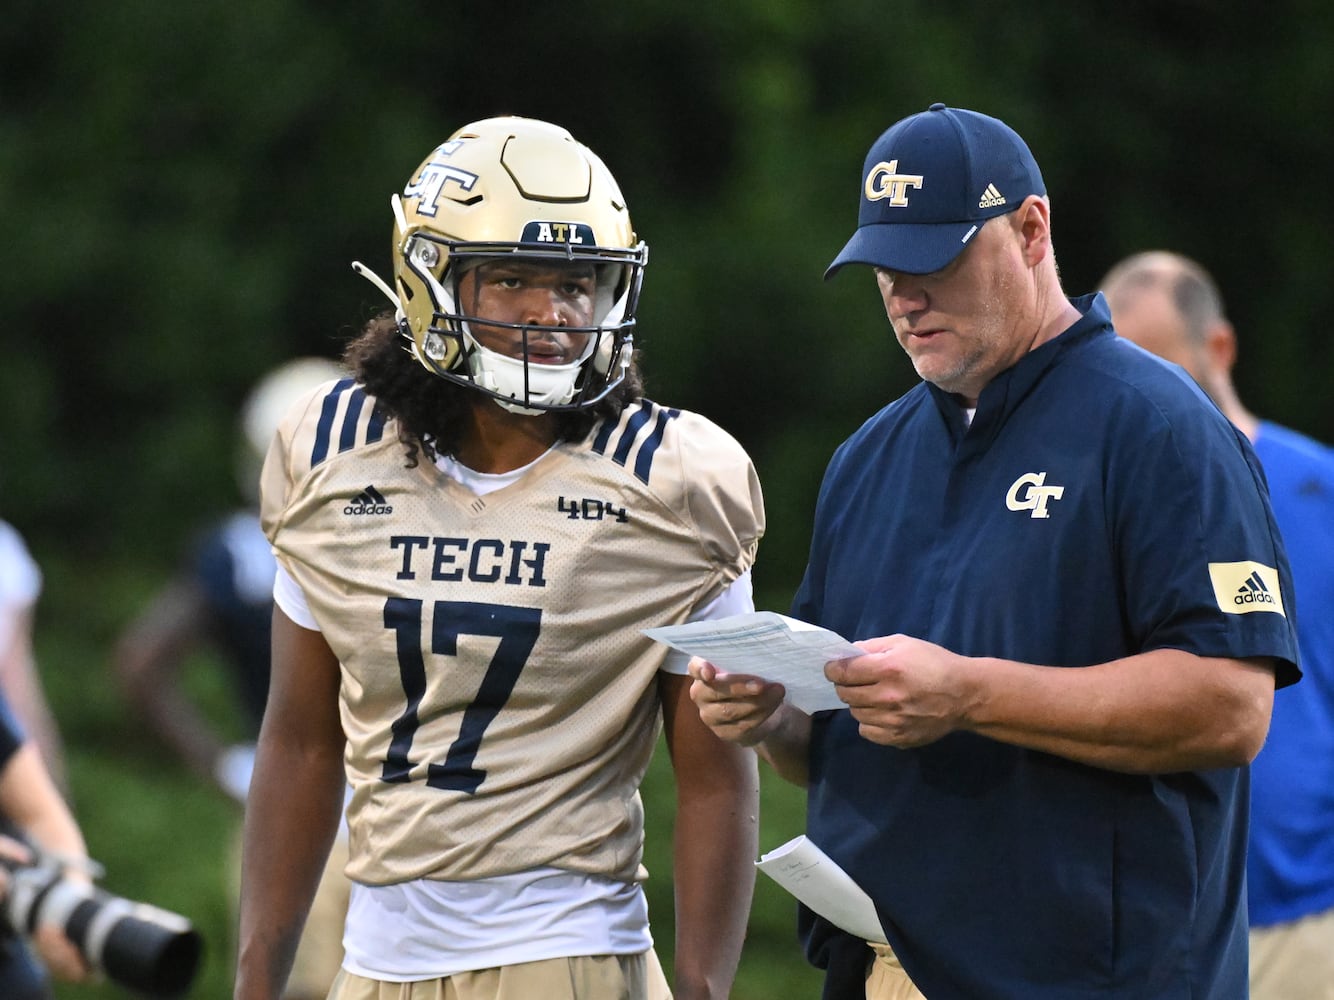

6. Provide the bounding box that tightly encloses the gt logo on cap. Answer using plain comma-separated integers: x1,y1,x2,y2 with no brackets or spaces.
864,159,924,206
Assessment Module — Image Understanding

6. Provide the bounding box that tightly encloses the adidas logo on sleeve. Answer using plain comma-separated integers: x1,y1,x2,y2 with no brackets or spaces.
1208,561,1285,616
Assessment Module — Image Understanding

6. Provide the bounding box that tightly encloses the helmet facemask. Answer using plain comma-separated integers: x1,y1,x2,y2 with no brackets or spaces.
405,236,643,415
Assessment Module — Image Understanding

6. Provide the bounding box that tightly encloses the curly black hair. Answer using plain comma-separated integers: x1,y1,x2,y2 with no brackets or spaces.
343,312,644,466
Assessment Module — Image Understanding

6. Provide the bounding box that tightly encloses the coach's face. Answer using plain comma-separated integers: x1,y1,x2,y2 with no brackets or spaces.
875,200,1045,406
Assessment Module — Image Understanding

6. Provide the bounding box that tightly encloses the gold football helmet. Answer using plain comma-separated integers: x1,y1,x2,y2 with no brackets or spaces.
353,117,648,414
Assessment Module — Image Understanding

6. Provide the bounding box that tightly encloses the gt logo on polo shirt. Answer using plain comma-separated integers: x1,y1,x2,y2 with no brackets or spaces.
1005,472,1065,519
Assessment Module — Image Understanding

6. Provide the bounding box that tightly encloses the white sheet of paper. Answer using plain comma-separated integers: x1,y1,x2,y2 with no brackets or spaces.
756,835,887,944
642,611,861,713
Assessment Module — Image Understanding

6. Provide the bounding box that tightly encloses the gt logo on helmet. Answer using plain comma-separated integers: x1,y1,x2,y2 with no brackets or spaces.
404,161,480,218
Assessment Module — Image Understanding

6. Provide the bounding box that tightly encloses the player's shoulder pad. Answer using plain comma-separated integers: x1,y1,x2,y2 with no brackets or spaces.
258,377,392,537
278,377,392,479
585,399,752,489
584,400,765,552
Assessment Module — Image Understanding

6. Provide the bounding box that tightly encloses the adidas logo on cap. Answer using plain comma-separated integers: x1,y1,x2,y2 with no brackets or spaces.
978,183,1007,209
344,485,392,516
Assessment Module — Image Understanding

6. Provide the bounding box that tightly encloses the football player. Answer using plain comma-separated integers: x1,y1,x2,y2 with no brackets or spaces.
234,118,765,1000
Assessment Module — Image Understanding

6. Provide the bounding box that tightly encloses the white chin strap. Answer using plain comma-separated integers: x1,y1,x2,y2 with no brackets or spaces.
466,331,595,415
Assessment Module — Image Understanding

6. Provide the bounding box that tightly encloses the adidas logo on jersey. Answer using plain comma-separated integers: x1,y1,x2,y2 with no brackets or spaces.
978,183,1007,209
344,485,393,515
1234,571,1276,607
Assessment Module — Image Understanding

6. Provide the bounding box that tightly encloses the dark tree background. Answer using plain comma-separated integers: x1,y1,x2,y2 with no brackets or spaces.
1,2,1330,996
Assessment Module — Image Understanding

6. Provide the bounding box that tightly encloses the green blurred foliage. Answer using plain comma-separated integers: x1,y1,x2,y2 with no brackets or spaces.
1,1,1331,996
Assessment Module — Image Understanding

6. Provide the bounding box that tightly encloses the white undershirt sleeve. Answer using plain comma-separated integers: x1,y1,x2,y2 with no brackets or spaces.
658,570,754,675
273,563,320,630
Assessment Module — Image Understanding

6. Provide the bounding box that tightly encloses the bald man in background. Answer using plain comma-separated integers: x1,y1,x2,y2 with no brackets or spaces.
1103,251,1334,1000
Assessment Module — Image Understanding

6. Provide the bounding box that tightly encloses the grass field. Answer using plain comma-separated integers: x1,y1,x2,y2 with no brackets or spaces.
35,561,825,999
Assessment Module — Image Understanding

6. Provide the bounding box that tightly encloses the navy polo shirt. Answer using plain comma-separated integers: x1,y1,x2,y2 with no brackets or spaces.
793,293,1299,998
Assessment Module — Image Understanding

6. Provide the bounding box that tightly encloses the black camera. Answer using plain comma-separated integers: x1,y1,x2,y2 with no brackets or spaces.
0,845,203,996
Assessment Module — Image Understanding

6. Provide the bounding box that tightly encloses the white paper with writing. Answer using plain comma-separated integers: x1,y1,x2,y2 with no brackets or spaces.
642,611,861,713
756,835,887,944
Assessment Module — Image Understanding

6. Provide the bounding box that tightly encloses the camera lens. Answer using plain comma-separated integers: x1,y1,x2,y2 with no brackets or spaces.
3,860,202,998
65,895,203,996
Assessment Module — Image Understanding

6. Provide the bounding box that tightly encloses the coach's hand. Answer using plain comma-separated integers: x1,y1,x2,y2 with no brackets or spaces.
826,634,970,748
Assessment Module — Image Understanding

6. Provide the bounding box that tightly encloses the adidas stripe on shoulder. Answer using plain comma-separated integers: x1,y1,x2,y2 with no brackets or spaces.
308,378,390,468
584,399,763,559
588,399,681,486
262,378,391,513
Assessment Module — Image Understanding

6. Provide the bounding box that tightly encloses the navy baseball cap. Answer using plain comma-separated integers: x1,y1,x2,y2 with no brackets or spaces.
825,103,1046,278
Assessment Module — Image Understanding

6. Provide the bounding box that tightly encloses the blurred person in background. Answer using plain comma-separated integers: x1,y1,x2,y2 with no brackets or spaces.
0,512,88,996
0,517,70,792
114,356,349,1000
235,116,763,1000
0,687,91,998
1103,250,1334,1000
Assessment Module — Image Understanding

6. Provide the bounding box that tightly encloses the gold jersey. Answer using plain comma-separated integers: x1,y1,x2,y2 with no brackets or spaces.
260,379,764,887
